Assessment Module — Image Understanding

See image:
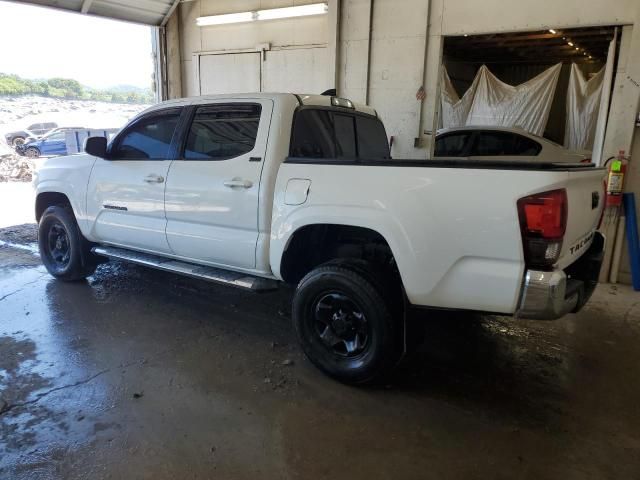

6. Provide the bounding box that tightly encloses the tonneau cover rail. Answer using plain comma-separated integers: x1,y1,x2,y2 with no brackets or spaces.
285,157,603,171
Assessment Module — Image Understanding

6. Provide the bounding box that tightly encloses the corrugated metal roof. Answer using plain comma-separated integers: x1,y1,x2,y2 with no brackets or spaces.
14,0,180,26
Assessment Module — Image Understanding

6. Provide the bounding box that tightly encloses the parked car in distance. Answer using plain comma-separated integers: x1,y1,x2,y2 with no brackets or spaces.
435,126,591,163
33,93,606,384
18,127,118,158
5,122,58,147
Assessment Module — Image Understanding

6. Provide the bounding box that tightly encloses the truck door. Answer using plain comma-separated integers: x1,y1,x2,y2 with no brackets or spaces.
164,99,272,269
41,130,67,156
86,107,183,254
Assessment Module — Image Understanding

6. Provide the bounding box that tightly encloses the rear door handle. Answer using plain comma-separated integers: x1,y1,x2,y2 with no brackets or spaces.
144,174,164,184
224,178,253,189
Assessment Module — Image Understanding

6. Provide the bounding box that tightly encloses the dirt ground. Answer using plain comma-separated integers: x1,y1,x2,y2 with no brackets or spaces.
1,224,640,479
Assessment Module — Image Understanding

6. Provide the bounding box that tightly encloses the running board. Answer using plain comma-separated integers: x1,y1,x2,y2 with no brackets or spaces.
92,246,278,291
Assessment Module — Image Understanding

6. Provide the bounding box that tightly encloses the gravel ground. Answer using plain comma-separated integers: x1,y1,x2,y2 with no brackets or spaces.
0,152,35,182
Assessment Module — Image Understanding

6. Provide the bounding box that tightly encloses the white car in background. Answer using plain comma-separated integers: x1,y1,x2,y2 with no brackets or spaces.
435,126,591,163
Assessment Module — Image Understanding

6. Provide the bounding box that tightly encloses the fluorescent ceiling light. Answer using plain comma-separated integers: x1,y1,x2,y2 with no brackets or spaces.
197,12,254,26
567,41,574,46
196,3,328,27
258,3,328,21
549,29,557,34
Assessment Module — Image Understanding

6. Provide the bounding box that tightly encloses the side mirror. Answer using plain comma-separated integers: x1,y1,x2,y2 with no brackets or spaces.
84,136,108,158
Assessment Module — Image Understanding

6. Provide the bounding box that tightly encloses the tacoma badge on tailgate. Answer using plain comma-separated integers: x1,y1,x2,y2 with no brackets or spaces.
569,231,594,256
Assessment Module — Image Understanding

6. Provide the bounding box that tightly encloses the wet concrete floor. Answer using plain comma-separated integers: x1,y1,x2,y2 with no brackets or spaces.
1,223,639,479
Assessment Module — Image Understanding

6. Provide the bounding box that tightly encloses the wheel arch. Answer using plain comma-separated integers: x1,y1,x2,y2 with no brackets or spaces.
278,222,404,286
35,191,73,222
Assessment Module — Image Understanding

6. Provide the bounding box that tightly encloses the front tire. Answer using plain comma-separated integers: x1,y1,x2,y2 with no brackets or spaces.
38,205,98,281
12,136,25,147
293,263,401,384
25,147,39,158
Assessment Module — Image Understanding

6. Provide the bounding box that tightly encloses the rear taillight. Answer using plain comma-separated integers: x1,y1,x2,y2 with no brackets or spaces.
517,189,567,270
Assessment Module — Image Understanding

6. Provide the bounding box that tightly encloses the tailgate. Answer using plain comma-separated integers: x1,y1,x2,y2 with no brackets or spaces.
558,167,606,268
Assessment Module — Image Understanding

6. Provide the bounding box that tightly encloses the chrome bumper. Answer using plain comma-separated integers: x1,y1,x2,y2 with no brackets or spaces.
516,232,605,320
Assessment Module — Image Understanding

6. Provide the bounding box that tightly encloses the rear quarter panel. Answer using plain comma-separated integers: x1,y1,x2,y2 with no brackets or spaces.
271,162,583,314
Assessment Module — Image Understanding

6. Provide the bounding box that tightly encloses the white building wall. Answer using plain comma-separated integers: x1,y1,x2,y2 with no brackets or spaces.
173,0,330,98
167,0,640,281
168,0,640,160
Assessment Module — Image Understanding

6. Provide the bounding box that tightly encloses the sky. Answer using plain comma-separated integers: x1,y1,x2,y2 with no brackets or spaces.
0,1,153,89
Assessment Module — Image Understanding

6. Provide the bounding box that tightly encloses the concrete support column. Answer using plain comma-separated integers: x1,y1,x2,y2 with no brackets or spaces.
165,10,183,100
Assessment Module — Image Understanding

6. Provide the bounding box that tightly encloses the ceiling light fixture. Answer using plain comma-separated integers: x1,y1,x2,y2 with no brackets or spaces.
549,29,557,34
196,3,328,27
567,41,574,46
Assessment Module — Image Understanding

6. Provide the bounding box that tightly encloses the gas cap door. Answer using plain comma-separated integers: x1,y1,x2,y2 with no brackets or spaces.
284,178,311,205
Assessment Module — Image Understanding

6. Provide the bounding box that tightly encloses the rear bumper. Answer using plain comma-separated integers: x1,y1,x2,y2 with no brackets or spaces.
516,232,605,320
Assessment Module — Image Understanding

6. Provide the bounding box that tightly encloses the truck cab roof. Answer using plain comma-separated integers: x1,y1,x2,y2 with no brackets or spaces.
139,93,378,118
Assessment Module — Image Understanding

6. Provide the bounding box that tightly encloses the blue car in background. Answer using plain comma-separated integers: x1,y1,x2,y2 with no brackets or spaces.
19,128,70,157
18,127,118,158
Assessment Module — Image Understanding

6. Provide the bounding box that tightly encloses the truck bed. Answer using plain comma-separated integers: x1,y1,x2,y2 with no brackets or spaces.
272,157,606,314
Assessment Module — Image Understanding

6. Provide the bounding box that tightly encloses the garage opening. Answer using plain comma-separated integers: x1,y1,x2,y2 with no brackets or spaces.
439,27,619,164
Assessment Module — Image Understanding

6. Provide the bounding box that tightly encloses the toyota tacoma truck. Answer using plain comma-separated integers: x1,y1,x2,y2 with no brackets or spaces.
32,93,606,384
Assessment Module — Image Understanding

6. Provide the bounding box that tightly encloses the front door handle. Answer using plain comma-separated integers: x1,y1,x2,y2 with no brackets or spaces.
224,178,253,189
144,174,164,184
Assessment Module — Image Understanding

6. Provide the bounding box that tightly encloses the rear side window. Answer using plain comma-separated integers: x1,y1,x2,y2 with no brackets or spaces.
290,109,389,160
471,131,542,156
111,108,181,160
434,133,470,156
184,103,261,160
513,134,542,155
472,132,514,156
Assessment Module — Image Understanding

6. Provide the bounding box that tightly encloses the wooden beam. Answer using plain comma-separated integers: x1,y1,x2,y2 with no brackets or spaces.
80,0,94,14
446,29,614,45
161,0,181,26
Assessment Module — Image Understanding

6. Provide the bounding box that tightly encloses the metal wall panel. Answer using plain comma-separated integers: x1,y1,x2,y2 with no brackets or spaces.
261,47,329,94
199,53,261,95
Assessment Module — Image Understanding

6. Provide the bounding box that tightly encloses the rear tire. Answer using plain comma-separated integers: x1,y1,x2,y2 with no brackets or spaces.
38,205,98,281
293,263,401,384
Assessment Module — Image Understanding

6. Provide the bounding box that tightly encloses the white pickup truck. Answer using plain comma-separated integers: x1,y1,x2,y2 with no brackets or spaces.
33,93,606,384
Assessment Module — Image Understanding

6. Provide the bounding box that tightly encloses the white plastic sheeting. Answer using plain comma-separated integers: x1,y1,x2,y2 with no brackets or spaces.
440,64,562,136
564,64,605,151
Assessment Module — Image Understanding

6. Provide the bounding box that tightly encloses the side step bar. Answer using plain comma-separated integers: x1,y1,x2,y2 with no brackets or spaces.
92,246,278,291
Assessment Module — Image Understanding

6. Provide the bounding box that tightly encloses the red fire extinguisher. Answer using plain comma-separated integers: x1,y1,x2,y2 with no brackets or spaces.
606,150,628,207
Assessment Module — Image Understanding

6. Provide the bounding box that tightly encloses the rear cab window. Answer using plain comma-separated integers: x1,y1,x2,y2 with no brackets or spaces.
289,108,390,161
